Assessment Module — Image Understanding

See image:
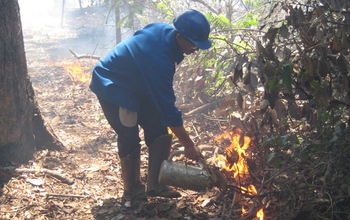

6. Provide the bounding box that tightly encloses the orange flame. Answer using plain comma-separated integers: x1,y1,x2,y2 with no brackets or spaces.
215,128,264,220
240,184,257,196
242,206,247,215
49,60,91,85
215,128,251,178
257,208,264,220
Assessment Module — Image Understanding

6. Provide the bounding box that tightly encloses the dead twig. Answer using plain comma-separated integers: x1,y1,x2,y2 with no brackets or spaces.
261,161,300,187
0,205,35,213
15,168,74,185
69,48,101,60
184,98,224,116
46,193,89,198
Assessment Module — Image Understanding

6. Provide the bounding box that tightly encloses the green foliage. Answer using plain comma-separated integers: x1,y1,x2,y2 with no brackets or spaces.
264,106,349,170
98,115,105,121
264,134,302,168
110,0,123,9
156,2,175,21
207,13,233,29
242,0,265,9
235,13,258,28
116,14,128,28
109,0,144,30
279,64,293,93
316,109,348,139
267,74,280,94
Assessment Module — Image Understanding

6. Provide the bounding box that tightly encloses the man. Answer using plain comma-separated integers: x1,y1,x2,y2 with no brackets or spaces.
89,9,211,200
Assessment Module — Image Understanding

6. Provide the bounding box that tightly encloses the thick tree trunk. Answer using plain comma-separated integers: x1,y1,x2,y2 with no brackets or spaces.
0,0,63,164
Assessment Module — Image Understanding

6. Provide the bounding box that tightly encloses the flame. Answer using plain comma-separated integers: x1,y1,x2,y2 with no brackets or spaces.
240,184,257,196
257,208,264,220
215,128,251,178
242,206,247,215
49,60,91,85
215,128,264,220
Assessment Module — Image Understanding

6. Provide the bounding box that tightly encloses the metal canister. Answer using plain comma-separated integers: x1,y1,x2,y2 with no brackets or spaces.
158,151,211,192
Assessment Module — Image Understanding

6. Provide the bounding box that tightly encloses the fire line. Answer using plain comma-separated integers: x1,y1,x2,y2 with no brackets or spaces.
48,60,91,85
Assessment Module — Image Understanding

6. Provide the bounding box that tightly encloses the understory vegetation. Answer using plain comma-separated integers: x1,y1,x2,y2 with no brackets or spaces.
152,0,350,219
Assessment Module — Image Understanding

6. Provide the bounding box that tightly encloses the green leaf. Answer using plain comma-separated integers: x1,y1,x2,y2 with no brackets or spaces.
280,136,287,145
266,152,282,168
156,3,166,10
268,76,280,93
134,5,143,13
208,13,234,29
116,16,128,29
110,0,123,9
124,12,134,28
329,136,338,143
266,152,276,164
236,13,258,28
281,64,293,93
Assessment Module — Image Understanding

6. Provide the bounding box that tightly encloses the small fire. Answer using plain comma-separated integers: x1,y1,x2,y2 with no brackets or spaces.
215,129,251,178
242,206,247,215
215,128,264,220
240,185,257,196
257,208,264,220
49,60,91,85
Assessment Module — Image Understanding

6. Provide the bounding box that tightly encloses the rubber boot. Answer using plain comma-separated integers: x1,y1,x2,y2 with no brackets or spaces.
146,134,181,198
120,147,146,202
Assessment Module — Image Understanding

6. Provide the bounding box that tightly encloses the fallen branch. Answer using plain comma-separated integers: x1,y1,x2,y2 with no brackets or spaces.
46,193,89,198
0,205,35,213
69,48,101,60
184,98,224,116
15,168,74,185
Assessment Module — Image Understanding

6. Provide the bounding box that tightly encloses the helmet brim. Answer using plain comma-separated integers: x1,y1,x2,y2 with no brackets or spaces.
192,39,212,50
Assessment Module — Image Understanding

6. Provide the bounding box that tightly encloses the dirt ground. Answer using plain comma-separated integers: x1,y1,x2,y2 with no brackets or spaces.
0,5,264,220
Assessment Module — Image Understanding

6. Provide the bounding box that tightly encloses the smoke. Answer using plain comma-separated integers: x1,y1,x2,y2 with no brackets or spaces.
18,0,118,58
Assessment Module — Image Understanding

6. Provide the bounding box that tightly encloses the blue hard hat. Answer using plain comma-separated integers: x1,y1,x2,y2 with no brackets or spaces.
173,9,211,50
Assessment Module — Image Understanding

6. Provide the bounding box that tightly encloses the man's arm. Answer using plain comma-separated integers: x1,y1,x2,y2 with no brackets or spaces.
169,126,203,161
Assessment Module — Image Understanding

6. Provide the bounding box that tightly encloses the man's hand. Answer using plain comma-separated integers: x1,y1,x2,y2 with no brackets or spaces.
169,126,203,161
184,144,203,161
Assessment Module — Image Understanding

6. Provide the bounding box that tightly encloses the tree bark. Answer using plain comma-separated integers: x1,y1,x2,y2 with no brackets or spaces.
115,4,122,44
0,0,63,164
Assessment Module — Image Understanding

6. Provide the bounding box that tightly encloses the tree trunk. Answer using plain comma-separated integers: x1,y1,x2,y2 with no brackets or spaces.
115,4,122,44
0,0,63,164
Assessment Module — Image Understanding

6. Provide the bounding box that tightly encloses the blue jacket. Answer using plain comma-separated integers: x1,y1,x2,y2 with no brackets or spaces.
89,23,185,127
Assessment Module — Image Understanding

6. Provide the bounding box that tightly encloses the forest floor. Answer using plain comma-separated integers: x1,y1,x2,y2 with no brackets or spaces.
0,5,262,220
